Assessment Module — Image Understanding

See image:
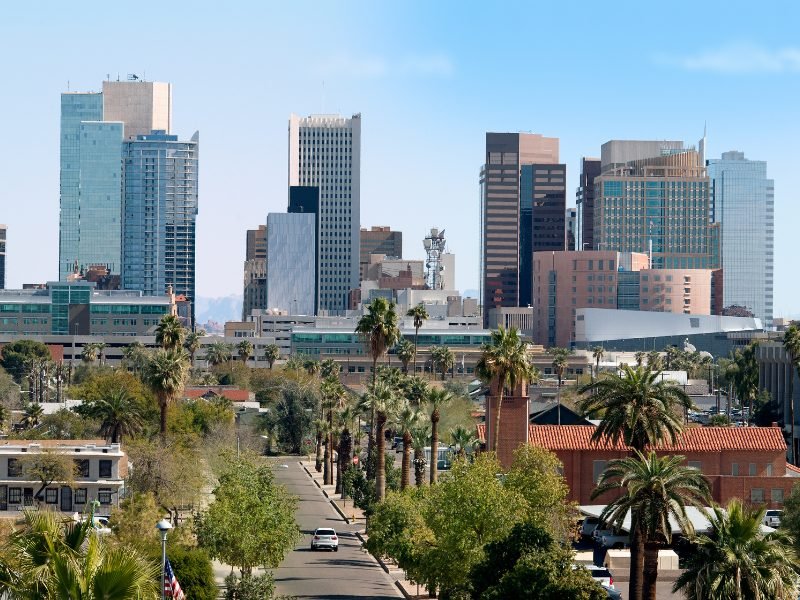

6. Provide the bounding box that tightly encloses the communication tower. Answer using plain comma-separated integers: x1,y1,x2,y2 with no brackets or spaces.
423,228,447,290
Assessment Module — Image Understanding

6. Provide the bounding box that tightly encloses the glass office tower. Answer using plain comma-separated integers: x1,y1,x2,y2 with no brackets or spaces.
266,212,316,316
122,131,199,323
707,151,774,326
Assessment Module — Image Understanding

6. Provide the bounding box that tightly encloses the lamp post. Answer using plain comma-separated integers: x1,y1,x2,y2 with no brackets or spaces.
156,518,173,600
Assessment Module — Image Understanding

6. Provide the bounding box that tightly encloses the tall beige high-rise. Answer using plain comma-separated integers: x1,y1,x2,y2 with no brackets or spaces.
102,80,172,140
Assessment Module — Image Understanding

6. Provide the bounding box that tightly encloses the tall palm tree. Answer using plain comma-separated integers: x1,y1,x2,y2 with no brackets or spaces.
184,329,205,366
359,379,398,502
79,388,144,443
634,351,646,368
578,365,694,600
155,314,185,350
646,350,662,370
592,345,605,380
313,418,326,473
396,402,424,489
426,388,453,484
475,326,533,453
396,339,415,374
144,348,189,439
264,344,280,369
336,404,358,496
94,342,107,366
450,424,480,458
0,509,159,599
674,499,800,600
122,341,148,375
304,359,321,378
81,343,99,364
593,451,711,600
403,375,429,407
433,345,456,380
321,376,346,485
355,297,400,462
550,347,572,426
236,339,254,364
406,303,429,374
784,324,800,464
410,421,431,487
320,358,339,379
204,341,233,369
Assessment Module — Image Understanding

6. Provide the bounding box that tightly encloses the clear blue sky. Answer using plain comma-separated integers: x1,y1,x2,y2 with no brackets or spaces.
2,1,799,315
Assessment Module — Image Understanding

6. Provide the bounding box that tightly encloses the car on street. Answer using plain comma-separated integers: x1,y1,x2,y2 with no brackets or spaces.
599,531,630,549
763,509,783,527
575,564,614,588
310,527,339,551
580,516,600,538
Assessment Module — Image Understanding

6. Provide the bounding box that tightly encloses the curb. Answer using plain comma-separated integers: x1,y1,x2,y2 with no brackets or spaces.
300,462,358,524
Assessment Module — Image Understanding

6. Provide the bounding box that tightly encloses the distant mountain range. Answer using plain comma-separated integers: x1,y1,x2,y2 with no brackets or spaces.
195,295,242,327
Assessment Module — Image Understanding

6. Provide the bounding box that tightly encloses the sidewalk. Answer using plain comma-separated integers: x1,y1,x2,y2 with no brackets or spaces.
299,458,432,599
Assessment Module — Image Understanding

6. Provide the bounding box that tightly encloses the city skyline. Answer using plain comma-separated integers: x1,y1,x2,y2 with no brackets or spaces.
2,2,800,316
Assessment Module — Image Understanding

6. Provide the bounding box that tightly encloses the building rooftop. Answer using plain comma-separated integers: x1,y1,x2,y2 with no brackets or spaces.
476,424,786,452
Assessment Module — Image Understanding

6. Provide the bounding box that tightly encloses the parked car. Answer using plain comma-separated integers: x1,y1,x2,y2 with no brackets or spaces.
310,527,339,551
580,516,601,538
592,526,613,543
763,509,783,528
599,531,630,549
576,564,614,588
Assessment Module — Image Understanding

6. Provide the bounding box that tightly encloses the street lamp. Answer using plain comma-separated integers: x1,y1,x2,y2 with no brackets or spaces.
156,519,173,600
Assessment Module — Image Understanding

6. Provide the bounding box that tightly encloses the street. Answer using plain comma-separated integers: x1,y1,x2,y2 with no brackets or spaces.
271,461,403,600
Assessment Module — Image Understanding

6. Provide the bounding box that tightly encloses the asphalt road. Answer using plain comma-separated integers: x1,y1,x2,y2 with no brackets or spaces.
271,461,403,600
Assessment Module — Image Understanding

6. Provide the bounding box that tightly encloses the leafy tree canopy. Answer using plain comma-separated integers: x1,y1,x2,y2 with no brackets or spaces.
0,340,50,383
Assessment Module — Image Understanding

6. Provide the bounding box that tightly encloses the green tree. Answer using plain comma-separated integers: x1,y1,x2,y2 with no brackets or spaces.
29,408,100,440
260,380,317,454
397,402,425,489
21,402,43,429
0,509,159,599
449,424,479,458
81,342,99,364
578,365,693,600
184,330,205,366
593,451,711,600
0,339,50,384
426,387,453,484
204,341,232,368
320,358,339,379
194,454,300,575
674,499,800,600
156,314,186,350
144,348,189,439
396,338,415,374
475,326,533,452
17,449,78,503
236,339,254,364
591,345,605,380
635,351,646,367
430,345,455,381
264,344,280,369
785,325,800,464
406,303,429,374
122,341,150,375
162,545,217,600
411,421,431,487
224,572,276,600
549,347,573,425
73,388,145,443
646,350,662,370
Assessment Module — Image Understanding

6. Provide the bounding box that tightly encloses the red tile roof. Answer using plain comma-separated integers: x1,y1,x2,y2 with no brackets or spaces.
475,423,787,453
528,425,786,452
184,387,251,402
787,463,800,475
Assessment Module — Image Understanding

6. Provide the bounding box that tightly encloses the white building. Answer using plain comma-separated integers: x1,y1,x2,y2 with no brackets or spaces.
0,440,126,515
288,113,361,314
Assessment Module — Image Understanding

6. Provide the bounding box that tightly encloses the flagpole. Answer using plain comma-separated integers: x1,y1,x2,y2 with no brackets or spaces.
156,519,173,600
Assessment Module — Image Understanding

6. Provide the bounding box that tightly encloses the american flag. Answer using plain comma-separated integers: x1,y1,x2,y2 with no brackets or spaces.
164,558,185,599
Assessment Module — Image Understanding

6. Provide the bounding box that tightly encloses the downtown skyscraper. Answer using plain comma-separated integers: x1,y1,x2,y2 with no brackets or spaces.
479,132,566,325
707,151,774,326
288,113,361,314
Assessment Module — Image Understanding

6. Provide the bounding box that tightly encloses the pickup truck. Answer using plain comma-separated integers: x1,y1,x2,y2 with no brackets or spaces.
599,531,630,549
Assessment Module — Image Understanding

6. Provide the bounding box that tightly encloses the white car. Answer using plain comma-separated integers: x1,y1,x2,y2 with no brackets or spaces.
763,509,783,528
580,516,600,538
310,527,339,551
599,531,630,549
573,564,614,589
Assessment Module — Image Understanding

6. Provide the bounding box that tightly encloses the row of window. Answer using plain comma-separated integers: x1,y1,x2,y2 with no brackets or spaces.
7,458,113,479
3,487,112,506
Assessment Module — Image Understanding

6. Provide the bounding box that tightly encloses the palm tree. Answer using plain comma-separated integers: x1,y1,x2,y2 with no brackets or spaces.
79,388,144,443
784,324,800,464
94,342,107,366
204,341,233,369
431,345,455,380
321,376,346,485
155,314,186,350
304,359,321,378
450,424,480,458
21,402,43,429
122,341,148,374
549,347,573,426
184,329,205,365
406,303,429,374
336,404,358,496
426,387,453,484
634,351,646,368
593,451,711,600
264,344,280,369
81,343,99,364
313,418,326,473
475,326,533,453
646,350,662,370
359,379,398,502
396,338,415,374
0,509,159,599
410,421,431,487
321,358,339,379
674,499,800,600
144,348,189,439
355,297,401,463
578,365,694,600
396,402,424,489
236,339,254,364
403,375,429,407
592,345,605,380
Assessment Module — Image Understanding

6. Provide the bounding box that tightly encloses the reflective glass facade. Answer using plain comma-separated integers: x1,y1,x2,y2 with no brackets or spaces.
122,132,199,322
266,213,316,315
707,152,774,326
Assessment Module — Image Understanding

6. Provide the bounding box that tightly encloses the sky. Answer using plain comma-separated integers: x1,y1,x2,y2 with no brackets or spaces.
1,1,799,315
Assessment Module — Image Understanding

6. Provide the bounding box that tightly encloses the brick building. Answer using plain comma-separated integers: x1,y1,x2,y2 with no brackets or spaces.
478,423,797,509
